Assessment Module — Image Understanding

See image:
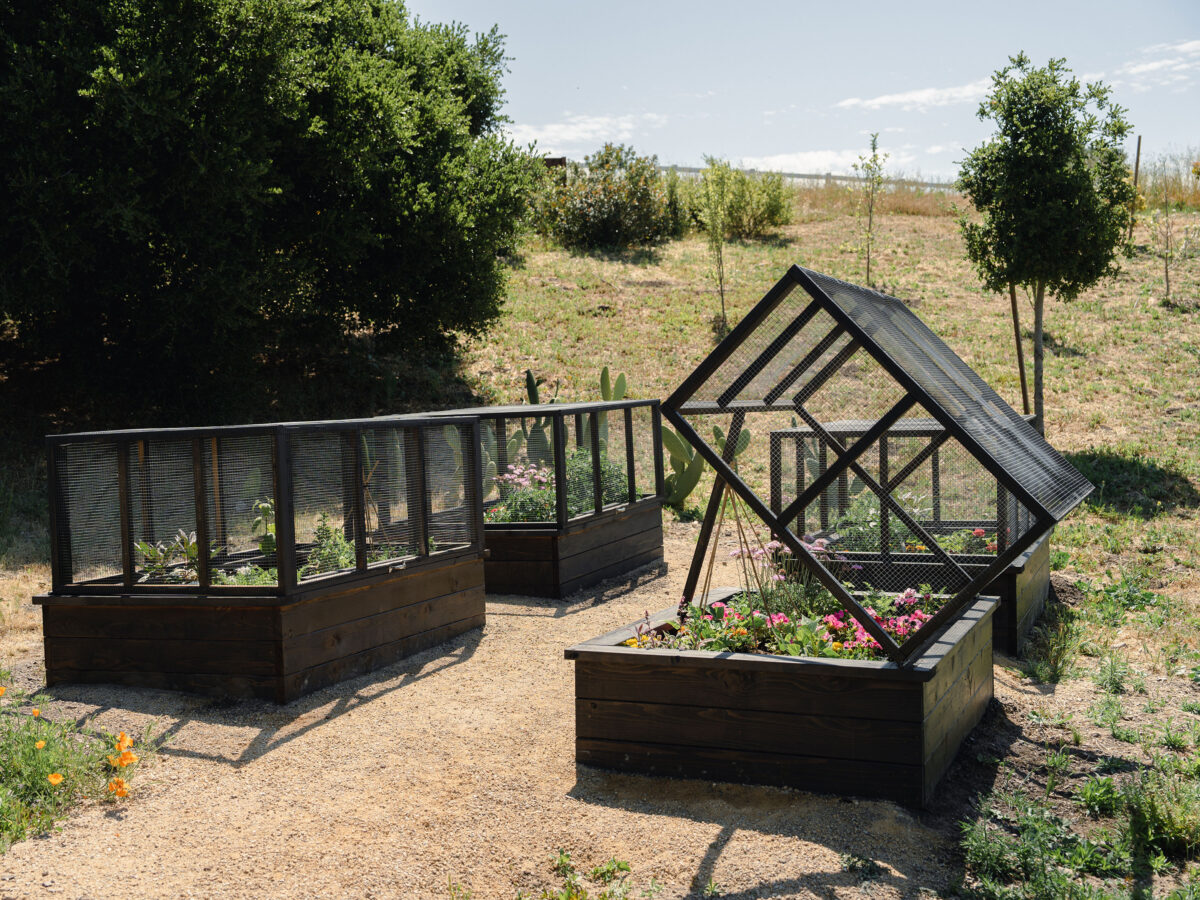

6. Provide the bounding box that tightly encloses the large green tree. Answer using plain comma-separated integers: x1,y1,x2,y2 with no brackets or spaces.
0,0,539,426
957,53,1134,433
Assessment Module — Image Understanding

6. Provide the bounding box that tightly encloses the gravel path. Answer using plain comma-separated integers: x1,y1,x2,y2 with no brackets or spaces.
0,523,954,899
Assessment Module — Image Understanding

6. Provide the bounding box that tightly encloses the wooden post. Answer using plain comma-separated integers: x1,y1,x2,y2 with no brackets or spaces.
274,429,297,594
624,407,636,504
1127,134,1142,243
1010,283,1030,416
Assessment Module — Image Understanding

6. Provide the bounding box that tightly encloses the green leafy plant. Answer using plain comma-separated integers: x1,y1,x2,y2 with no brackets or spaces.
851,132,888,286
251,498,276,555
1093,653,1131,695
661,425,705,509
298,513,356,579
700,157,732,338
1076,776,1121,818
957,53,1135,433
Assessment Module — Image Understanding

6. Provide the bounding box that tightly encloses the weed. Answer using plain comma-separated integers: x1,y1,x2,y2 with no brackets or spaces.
1090,696,1124,727
1112,724,1141,743
1022,607,1081,683
702,879,723,897
1183,701,1200,716
1093,654,1131,695
840,852,883,879
1124,771,1200,859
1163,721,1192,752
1077,776,1122,818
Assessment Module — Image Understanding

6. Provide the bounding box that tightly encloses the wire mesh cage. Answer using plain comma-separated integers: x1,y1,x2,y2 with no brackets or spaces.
47,416,483,595
429,400,664,528
663,266,1093,663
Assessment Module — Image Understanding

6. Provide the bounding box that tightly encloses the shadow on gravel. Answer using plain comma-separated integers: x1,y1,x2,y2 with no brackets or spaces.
569,764,971,897
484,561,668,619
567,686,1029,896
44,627,484,768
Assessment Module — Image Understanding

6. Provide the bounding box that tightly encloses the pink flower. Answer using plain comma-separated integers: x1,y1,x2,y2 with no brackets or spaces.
972,528,986,538
710,601,726,609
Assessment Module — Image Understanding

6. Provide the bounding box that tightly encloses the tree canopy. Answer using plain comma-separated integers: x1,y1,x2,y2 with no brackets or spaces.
957,52,1134,431
0,0,540,427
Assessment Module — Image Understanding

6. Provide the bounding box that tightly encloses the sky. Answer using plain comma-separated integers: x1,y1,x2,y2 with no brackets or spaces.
405,0,1199,180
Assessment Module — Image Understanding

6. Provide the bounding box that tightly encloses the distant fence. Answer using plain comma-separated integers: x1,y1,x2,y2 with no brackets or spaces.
660,165,956,192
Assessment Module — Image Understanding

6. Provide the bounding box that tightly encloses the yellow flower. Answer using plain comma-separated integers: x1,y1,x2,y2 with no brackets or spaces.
115,732,133,751
31,707,40,717
35,740,46,750
832,642,844,652
47,773,63,786
107,778,129,798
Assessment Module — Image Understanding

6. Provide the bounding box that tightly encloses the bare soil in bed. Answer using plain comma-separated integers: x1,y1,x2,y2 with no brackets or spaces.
0,520,1083,900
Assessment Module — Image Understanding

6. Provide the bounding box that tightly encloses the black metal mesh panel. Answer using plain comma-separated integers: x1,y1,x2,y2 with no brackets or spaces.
802,268,1092,521
630,406,657,500
477,419,502,506
204,435,279,586
128,439,199,585
489,415,558,524
425,425,473,553
667,266,1092,661
595,408,632,509
564,413,595,519
291,430,356,582
55,441,122,585
361,427,416,567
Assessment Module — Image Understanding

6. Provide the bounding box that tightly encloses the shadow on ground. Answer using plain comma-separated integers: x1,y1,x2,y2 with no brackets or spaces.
43,627,484,768
1065,448,1200,516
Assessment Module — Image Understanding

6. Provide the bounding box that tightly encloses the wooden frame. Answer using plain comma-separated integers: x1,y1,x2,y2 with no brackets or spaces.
429,401,665,598
566,589,997,808
37,415,486,701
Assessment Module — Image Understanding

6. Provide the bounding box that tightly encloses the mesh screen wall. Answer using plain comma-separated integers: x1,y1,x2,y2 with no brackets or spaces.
428,400,662,528
47,417,482,595
663,266,1092,663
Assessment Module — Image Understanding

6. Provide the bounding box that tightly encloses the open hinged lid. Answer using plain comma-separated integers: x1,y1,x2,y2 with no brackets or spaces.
663,265,1092,663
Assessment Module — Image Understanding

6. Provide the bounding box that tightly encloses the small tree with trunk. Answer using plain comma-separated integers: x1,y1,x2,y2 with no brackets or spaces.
852,132,888,287
957,53,1134,433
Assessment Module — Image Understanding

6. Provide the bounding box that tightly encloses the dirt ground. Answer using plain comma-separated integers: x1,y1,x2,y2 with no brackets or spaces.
0,519,1082,900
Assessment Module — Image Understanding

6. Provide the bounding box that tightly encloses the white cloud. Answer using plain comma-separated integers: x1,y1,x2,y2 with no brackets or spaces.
505,113,667,155
1114,38,1200,91
925,144,949,155
835,78,990,112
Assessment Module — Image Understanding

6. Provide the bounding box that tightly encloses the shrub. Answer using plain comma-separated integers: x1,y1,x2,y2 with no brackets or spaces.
725,168,792,238
538,144,674,249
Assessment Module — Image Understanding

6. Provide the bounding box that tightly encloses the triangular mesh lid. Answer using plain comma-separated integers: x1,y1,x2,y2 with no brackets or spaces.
799,268,1091,522
669,266,1092,525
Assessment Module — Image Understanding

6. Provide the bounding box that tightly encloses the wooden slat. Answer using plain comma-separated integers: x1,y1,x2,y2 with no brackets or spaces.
576,738,923,807
576,698,923,764
45,635,278,676
557,546,665,597
575,657,925,722
554,502,662,558
922,642,994,804
43,668,284,702
42,604,280,642
281,614,485,702
483,560,559,596
556,526,663,583
481,531,557,561
280,557,484,635
281,586,484,673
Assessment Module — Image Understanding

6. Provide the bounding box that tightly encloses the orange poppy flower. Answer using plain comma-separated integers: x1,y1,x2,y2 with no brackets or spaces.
31,708,40,717
35,740,46,749
0,685,6,697
107,754,121,767
47,773,63,786
119,749,138,766
115,732,133,751
107,778,129,798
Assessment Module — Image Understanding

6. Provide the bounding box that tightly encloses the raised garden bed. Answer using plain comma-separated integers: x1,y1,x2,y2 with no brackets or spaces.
430,401,665,599
36,416,486,702
566,588,997,808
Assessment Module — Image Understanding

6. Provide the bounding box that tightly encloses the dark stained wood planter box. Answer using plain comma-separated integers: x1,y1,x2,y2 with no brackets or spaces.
485,500,664,599
36,551,485,704
565,591,997,808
